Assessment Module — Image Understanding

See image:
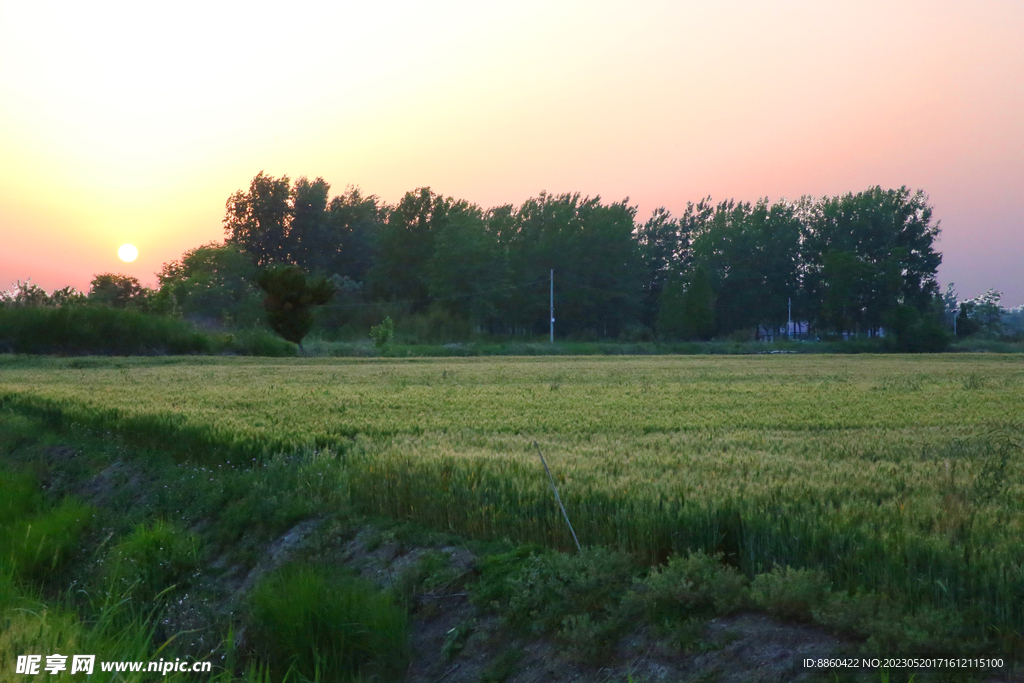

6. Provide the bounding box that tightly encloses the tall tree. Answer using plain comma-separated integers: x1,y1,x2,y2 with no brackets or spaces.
224,172,293,267
801,186,941,334
288,176,332,272
369,188,452,310
88,274,147,309
506,192,643,338
428,202,508,326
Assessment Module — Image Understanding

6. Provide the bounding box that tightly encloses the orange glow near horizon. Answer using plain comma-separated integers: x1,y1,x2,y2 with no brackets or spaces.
1,1,1022,303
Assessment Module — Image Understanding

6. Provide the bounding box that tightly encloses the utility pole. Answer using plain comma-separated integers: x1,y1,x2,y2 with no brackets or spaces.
788,297,792,340
550,269,554,343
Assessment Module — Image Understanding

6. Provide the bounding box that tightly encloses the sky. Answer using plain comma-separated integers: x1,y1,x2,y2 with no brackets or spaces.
1,0,1022,305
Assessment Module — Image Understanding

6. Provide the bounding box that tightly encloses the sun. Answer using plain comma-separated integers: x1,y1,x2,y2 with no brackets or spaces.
118,244,138,262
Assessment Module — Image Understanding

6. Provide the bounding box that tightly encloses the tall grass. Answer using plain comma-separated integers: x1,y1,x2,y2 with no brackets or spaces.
246,565,408,682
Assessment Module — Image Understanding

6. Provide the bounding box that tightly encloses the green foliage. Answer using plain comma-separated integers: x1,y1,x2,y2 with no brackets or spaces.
1,279,86,308
883,303,951,353
257,265,333,347
750,566,832,622
104,521,199,604
3,496,93,579
222,328,297,356
246,564,408,681
157,242,263,327
640,550,748,623
0,305,214,354
475,546,638,657
88,273,150,309
657,267,716,340
0,468,43,529
370,316,394,348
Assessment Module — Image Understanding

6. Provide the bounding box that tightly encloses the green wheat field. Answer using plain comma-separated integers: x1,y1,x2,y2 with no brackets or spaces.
2,353,1023,636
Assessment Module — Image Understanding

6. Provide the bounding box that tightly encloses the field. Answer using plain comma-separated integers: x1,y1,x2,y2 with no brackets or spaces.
2,353,1024,647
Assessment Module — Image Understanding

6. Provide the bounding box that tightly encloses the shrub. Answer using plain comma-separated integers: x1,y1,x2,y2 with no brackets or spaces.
246,565,408,681
370,316,395,348
223,329,296,357
474,546,638,660
0,305,213,355
750,566,831,622
640,550,748,624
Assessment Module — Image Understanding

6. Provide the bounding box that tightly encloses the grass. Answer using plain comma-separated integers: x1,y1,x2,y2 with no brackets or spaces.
1,353,1023,655
246,564,408,682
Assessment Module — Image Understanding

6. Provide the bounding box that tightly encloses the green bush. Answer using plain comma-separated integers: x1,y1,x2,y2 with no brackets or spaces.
0,305,212,355
223,329,296,357
640,550,748,624
474,546,638,660
246,564,408,682
0,469,42,529
104,521,199,604
370,316,395,348
750,566,831,622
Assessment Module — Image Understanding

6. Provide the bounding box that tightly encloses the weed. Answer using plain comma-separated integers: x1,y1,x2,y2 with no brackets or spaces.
245,564,408,681
104,520,199,605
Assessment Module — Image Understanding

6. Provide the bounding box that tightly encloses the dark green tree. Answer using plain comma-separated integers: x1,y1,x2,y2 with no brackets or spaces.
369,188,453,310
157,243,261,326
506,192,643,338
257,266,334,352
88,274,148,309
428,202,509,326
801,186,941,335
224,172,293,267
658,266,716,340
288,176,332,272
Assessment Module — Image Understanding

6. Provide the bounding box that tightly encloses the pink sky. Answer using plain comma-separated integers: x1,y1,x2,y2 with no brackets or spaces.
1,0,1021,305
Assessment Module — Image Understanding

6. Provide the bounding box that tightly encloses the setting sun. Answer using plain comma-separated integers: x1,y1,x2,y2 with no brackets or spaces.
118,244,138,263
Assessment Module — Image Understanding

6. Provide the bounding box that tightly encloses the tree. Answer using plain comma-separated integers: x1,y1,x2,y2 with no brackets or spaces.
801,187,941,334
224,172,293,266
88,274,147,309
428,202,509,326
689,198,800,336
505,192,644,338
288,176,332,272
157,242,261,326
257,266,334,351
636,206,694,329
369,188,452,310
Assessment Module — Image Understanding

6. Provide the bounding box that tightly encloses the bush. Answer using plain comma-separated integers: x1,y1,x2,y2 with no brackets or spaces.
370,316,395,348
474,547,638,660
750,566,831,622
640,550,748,624
104,521,199,604
246,564,408,681
0,305,213,355
884,304,951,353
223,329,296,357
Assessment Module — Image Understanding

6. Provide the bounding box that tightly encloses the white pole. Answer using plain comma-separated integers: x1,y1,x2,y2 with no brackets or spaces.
788,297,792,340
550,269,554,343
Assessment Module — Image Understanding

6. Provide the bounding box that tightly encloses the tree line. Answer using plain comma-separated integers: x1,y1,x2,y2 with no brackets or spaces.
8,172,1019,347
208,173,947,344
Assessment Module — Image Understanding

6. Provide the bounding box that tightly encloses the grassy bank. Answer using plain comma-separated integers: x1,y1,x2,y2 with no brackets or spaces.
0,407,1013,682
